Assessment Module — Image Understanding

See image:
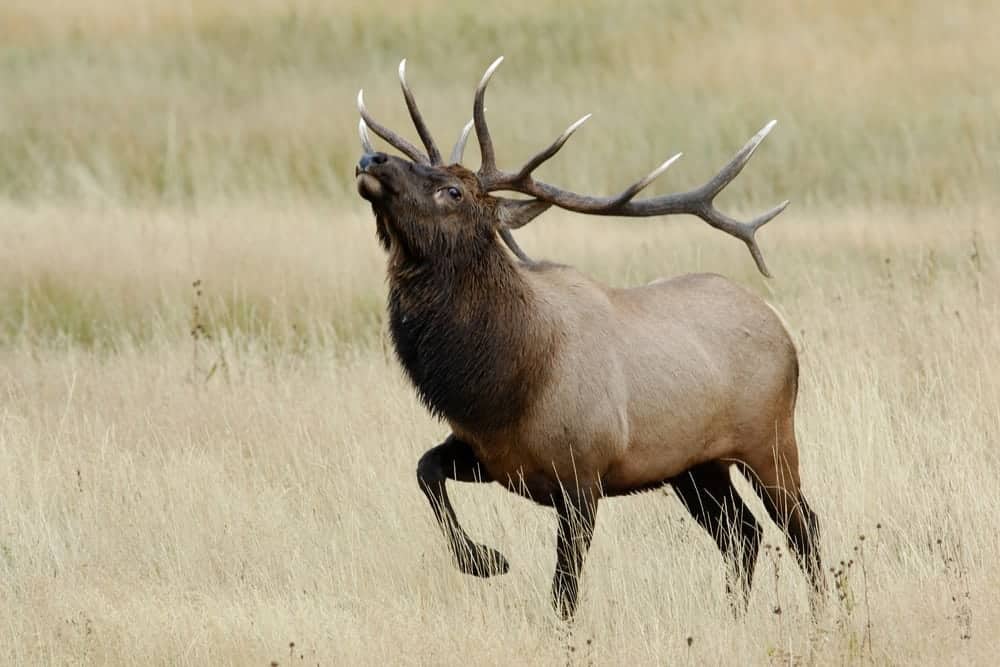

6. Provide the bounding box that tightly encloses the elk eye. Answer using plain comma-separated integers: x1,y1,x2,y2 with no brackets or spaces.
446,186,462,200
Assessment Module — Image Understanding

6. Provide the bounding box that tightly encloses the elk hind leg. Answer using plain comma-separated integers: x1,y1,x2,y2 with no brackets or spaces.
670,461,763,611
738,443,825,596
417,435,509,577
551,489,599,621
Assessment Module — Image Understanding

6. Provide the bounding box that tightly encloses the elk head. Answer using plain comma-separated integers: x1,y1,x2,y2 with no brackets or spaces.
356,57,788,276
355,148,547,264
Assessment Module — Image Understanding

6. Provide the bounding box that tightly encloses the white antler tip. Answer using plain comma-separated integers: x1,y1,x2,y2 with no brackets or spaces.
398,59,407,81
356,89,365,111
479,56,505,87
741,120,777,157
565,114,592,135
645,152,683,182
661,152,683,169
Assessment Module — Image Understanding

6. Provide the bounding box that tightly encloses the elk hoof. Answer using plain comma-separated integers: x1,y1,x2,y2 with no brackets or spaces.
457,544,510,578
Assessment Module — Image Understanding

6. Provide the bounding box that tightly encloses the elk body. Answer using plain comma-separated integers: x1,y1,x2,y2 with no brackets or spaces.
355,59,824,619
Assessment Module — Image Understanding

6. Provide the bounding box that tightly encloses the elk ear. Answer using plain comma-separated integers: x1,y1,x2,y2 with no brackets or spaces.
495,197,552,229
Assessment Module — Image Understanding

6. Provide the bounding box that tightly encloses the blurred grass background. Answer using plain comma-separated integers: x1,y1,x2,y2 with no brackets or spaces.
1,0,997,206
0,0,996,350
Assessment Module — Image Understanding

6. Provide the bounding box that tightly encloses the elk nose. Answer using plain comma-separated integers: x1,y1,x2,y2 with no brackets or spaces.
358,152,388,171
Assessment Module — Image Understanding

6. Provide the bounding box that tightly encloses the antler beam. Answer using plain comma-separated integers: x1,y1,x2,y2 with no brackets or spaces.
470,58,787,277
357,57,789,276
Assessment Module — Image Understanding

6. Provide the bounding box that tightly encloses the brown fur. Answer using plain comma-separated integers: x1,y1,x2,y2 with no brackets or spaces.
357,151,824,617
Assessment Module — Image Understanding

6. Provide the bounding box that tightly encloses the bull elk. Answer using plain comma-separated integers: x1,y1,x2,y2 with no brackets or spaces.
354,58,824,619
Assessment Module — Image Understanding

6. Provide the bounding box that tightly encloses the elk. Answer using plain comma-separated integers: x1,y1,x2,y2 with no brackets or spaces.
355,58,824,619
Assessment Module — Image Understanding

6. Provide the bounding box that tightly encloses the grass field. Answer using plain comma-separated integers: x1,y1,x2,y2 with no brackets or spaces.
1,1,999,664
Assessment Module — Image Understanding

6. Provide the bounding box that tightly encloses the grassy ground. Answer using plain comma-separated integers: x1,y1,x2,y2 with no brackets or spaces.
1,1,998,664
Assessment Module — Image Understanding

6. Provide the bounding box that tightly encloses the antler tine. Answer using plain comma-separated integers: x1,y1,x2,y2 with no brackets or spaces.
497,226,532,263
508,114,592,183
450,119,474,165
359,119,375,153
486,121,787,277
693,199,789,278
356,89,428,164
605,152,684,207
746,199,790,276
398,59,442,165
473,56,505,176
696,120,777,200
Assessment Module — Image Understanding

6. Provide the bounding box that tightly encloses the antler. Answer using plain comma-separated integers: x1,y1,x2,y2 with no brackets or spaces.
450,119,474,165
356,59,444,165
473,57,505,178
357,59,531,261
398,59,442,164
357,90,426,164
471,59,788,277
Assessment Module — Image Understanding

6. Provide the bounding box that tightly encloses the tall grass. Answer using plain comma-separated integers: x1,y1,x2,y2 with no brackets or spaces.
1,208,997,664
1,1,999,664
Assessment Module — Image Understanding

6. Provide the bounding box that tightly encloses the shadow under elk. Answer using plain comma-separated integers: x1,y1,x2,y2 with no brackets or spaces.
355,58,825,619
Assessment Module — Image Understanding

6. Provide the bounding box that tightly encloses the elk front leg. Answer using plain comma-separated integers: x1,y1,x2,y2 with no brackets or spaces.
551,490,600,620
416,435,509,577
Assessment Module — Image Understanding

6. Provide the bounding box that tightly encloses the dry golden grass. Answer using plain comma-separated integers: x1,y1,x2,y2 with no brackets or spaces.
2,0,999,664
2,204,998,664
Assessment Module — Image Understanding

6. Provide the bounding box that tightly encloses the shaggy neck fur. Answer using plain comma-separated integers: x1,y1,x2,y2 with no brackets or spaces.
384,221,555,433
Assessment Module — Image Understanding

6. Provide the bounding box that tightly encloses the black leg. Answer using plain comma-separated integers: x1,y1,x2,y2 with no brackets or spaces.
416,435,509,577
551,490,599,620
737,463,825,596
785,495,824,595
670,462,763,611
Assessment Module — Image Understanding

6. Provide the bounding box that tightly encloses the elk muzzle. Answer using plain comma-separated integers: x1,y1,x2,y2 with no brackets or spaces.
356,152,389,200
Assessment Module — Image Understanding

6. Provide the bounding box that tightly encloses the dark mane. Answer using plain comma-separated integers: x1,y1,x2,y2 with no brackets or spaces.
386,236,556,432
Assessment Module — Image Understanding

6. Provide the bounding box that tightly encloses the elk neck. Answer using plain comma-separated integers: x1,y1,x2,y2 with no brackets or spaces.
385,232,557,433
